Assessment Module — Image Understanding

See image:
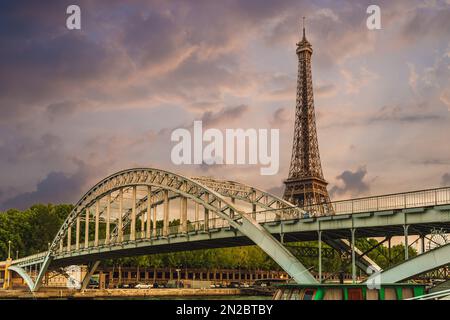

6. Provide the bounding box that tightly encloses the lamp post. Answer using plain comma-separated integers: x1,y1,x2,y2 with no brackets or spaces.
175,268,181,288
8,240,11,260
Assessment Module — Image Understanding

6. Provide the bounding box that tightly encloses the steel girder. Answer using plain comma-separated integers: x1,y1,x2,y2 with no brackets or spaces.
81,261,100,290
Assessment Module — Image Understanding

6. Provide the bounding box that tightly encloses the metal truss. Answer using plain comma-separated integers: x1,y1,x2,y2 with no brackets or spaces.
192,176,304,217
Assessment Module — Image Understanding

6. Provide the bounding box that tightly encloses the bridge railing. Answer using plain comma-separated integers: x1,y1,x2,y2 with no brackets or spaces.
253,186,450,221
49,218,233,255
9,252,47,266
315,186,450,215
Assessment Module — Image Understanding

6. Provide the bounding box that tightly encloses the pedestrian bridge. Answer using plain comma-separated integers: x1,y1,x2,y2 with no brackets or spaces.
2,168,450,292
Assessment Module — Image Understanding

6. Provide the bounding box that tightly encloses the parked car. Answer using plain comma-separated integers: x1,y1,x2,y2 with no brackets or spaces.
87,279,99,289
135,283,153,289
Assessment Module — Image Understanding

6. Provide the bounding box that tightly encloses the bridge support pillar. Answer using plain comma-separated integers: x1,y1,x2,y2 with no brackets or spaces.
204,193,209,231
318,230,322,283
421,234,425,254
94,200,100,246
251,191,256,219
181,196,187,233
119,189,123,242
351,228,356,284
33,254,53,292
131,186,137,241
67,225,71,252
146,186,152,239
195,202,199,224
163,190,169,236
106,193,111,244
388,237,392,266
140,208,145,239
85,207,90,248
153,197,157,237
76,214,80,250
404,224,410,260
81,261,101,291
230,198,235,219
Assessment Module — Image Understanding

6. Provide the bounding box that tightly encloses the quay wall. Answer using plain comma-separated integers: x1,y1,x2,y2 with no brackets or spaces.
0,288,243,299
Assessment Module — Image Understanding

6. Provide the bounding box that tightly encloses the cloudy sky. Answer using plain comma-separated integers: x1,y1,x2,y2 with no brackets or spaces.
1,0,449,210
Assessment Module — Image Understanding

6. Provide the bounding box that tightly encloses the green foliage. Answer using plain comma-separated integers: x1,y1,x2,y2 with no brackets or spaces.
355,238,417,269
111,246,280,270
0,204,72,259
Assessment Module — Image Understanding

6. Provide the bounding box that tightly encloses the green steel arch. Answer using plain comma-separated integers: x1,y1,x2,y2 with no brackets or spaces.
20,168,317,292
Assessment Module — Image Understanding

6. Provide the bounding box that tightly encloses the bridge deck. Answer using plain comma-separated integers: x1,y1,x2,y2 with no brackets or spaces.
16,203,448,268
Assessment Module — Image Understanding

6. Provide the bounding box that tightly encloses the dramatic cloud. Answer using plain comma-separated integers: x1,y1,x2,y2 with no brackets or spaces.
0,133,62,165
330,167,370,198
0,160,100,211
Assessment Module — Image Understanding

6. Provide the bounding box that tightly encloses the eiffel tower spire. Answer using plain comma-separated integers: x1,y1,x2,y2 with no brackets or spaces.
283,19,333,214
302,16,306,40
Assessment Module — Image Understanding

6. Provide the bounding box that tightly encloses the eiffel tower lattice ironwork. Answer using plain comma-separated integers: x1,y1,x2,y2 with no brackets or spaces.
283,19,333,215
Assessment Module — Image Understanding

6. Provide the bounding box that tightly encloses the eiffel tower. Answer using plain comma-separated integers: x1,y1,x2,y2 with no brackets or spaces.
283,19,333,215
